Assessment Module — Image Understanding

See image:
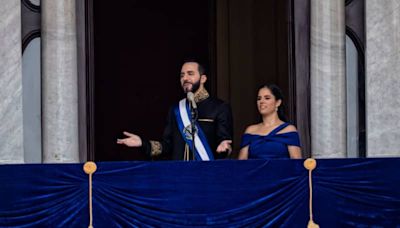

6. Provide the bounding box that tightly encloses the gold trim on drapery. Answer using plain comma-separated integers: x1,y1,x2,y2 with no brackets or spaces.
83,161,97,228
304,158,319,228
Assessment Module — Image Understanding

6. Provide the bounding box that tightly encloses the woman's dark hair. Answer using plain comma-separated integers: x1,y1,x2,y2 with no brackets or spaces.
258,84,287,122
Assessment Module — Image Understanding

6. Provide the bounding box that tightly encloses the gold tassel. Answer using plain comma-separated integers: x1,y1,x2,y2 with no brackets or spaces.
184,144,190,161
304,158,319,228
83,162,97,228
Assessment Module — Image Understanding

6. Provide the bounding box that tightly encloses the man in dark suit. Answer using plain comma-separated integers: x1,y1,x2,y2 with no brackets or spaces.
117,60,233,160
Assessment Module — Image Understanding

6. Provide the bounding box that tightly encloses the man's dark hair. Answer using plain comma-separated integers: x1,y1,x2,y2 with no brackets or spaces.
182,58,206,76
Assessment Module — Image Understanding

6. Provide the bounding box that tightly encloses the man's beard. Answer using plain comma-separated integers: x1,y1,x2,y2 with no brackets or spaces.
183,80,201,93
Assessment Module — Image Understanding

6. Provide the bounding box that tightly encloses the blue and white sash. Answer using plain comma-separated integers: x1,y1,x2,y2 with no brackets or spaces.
174,99,214,161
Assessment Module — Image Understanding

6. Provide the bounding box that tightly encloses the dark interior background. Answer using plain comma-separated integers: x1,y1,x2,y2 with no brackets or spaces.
91,0,310,161
93,0,212,161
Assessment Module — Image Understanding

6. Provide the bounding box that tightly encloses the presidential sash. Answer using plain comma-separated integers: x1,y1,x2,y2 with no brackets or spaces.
174,99,214,161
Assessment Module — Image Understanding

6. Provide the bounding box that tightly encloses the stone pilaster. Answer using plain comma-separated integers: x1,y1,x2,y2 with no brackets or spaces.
42,0,79,162
310,0,346,158
0,0,24,163
366,1,400,157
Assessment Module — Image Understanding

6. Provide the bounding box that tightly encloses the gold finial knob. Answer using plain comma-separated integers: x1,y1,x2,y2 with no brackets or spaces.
307,220,320,228
304,158,317,171
83,161,97,174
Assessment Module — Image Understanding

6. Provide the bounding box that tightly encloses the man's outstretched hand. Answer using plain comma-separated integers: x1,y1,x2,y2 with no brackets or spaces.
117,131,142,147
216,140,232,153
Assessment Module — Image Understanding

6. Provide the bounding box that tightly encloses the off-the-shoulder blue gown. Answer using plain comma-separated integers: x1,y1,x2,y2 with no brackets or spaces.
240,122,300,159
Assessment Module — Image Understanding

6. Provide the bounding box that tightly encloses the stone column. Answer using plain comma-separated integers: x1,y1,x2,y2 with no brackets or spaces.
366,1,400,157
0,1,24,163
310,1,346,158
42,0,79,163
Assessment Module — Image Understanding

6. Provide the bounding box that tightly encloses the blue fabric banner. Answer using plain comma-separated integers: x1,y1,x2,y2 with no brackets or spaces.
0,158,399,227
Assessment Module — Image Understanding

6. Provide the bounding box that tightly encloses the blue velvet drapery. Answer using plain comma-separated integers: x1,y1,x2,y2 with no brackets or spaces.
1,158,399,227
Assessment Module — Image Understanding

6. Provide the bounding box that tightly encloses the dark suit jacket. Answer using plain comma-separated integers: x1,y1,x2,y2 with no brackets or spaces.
142,96,233,160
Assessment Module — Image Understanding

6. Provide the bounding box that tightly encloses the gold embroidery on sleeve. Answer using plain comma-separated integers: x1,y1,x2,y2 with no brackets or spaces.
150,140,162,156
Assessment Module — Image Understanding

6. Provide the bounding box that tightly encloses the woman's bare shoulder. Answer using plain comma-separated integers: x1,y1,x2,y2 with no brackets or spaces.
244,123,261,134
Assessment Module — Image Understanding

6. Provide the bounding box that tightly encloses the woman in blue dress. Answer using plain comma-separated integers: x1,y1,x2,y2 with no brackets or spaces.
239,84,302,159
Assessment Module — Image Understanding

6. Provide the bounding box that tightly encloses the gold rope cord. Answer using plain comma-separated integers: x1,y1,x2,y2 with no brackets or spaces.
304,158,320,228
83,162,97,228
